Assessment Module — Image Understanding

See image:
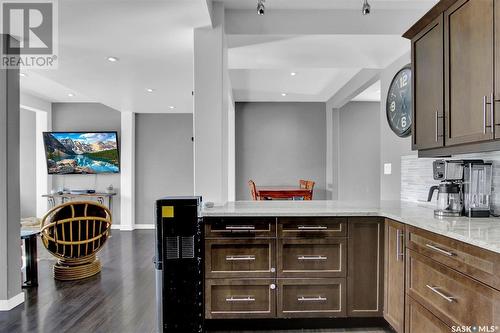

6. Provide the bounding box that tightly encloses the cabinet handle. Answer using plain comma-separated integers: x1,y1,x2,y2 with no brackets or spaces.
435,111,439,142
425,243,455,257
298,296,327,302
491,92,495,135
225,296,255,302
225,225,255,230
426,285,456,303
298,255,327,261
297,225,328,230
396,229,404,261
225,255,256,261
484,95,488,134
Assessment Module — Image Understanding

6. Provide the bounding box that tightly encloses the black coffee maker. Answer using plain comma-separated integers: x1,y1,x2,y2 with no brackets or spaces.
427,160,464,217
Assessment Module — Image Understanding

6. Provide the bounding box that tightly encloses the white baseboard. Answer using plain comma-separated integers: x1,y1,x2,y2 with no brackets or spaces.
133,224,155,230
111,224,155,230
0,292,24,311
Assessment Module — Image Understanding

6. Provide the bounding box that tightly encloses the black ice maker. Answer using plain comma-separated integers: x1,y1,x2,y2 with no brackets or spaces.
154,196,204,333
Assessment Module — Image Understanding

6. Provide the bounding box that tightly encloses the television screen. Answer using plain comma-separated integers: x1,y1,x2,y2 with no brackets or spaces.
43,132,120,174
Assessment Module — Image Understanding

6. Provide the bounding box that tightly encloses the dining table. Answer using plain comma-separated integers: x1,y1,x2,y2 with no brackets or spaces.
255,186,312,200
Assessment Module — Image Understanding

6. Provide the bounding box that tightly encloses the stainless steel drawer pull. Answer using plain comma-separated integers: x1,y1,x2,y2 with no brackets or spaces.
425,244,455,257
225,296,255,302
298,296,327,302
298,255,327,261
297,225,328,230
225,255,256,261
426,285,456,303
225,225,256,230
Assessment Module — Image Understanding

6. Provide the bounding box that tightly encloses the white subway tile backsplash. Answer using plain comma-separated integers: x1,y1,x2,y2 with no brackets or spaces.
401,151,500,213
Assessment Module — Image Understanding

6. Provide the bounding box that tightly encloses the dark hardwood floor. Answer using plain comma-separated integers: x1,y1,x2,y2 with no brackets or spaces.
0,230,391,333
0,230,157,333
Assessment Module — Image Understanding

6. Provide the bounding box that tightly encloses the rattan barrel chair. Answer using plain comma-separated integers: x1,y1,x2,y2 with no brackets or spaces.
40,201,112,281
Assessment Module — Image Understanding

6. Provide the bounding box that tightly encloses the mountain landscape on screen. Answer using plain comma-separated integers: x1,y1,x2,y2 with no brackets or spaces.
43,132,120,174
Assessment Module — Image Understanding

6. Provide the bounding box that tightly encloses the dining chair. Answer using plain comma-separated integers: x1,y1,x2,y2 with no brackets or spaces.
248,180,260,200
299,179,315,200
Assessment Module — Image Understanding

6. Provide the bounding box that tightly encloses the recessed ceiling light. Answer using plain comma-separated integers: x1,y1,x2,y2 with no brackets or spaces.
67,93,74,97
281,93,287,97
146,88,155,93
19,73,27,77
169,106,175,109
107,56,119,62
290,72,297,76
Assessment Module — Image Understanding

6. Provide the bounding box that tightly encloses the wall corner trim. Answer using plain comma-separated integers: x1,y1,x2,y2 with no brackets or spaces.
0,292,25,311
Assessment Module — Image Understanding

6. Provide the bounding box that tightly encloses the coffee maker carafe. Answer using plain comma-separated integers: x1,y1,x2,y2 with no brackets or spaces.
428,160,464,217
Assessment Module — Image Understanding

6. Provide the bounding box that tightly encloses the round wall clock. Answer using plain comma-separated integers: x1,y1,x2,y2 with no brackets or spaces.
386,65,412,137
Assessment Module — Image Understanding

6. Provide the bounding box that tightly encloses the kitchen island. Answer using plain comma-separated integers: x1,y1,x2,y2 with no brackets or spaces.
202,200,500,332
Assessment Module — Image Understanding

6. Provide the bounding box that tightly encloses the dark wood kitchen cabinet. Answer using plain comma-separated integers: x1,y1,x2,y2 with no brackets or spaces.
444,0,494,146
411,15,444,150
383,220,405,333
347,217,384,317
405,0,500,155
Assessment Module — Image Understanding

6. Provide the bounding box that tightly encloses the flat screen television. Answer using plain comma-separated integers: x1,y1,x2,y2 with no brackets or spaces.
43,131,120,174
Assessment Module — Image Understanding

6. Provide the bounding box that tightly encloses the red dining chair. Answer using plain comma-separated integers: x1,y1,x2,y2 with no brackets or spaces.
299,180,315,200
248,180,260,200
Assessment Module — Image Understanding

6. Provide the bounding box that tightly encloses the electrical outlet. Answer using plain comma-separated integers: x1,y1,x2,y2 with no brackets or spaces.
384,163,392,175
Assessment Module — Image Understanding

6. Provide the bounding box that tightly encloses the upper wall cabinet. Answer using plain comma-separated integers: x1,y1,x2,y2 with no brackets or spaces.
405,0,498,156
444,0,494,146
412,15,444,150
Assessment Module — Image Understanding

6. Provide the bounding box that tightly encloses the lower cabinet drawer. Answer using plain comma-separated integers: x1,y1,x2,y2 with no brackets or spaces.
278,238,346,278
205,239,275,278
406,249,500,327
277,278,346,318
205,279,276,319
405,296,450,333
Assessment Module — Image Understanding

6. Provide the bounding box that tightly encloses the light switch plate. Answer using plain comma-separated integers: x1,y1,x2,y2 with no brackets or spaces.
384,163,392,175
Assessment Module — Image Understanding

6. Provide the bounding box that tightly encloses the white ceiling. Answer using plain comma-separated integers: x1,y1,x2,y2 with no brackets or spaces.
226,0,438,102
228,35,409,102
231,68,361,102
21,0,211,113
19,0,438,109
221,0,438,10
351,81,381,102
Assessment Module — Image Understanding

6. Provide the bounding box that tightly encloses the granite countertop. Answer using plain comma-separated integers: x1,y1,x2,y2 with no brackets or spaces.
202,200,500,254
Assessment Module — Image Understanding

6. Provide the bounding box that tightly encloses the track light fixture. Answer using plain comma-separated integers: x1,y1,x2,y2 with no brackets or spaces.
257,0,265,15
362,0,371,15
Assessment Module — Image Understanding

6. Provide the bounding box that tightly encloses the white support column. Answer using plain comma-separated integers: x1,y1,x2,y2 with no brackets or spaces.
193,2,229,204
0,35,23,310
120,112,135,231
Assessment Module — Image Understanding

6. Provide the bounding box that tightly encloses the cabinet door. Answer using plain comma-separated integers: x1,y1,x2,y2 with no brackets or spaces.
412,15,444,150
444,0,494,146
347,218,384,317
495,0,500,138
405,296,450,333
383,220,405,333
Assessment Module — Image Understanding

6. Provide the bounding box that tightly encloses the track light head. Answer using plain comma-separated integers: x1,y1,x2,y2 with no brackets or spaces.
362,0,371,15
257,0,265,15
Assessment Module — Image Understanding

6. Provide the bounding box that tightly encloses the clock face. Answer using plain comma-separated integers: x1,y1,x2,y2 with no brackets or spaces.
386,66,412,137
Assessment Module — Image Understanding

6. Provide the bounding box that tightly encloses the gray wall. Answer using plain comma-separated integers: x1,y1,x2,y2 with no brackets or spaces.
338,102,381,201
236,102,326,200
51,103,122,224
380,52,415,200
135,114,194,224
19,108,37,218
